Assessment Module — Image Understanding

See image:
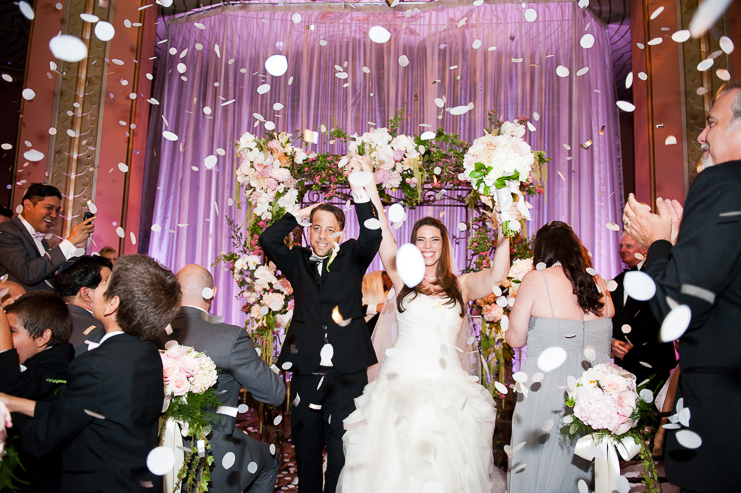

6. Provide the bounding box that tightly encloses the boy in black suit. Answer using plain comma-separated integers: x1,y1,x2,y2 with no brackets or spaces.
259,197,381,493
0,291,74,492
0,254,182,492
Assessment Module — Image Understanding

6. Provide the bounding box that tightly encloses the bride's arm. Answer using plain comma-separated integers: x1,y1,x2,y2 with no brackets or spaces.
347,157,403,293
459,228,510,304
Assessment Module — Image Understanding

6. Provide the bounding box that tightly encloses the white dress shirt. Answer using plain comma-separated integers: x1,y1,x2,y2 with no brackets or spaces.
18,214,77,259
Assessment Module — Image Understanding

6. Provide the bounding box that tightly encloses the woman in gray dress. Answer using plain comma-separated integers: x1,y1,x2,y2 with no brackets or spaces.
505,221,614,492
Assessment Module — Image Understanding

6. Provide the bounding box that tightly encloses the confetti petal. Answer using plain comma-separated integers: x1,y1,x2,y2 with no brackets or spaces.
556,66,569,77
580,34,595,49
265,55,288,77
368,26,391,44
222,451,236,469
616,101,636,112
675,429,702,449
162,131,178,141
147,447,175,475
623,270,656,301
396,243,425,288
94,21,115,41
49,35,88,62
537,346,568,372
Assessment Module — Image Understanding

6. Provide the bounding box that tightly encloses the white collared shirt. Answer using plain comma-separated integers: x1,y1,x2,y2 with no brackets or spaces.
183,305,209,315
99,331,125,344
18,214,76,259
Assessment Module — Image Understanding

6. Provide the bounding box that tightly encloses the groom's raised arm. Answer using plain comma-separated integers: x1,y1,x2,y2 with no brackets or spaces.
259,212,301,280
352,200,382,269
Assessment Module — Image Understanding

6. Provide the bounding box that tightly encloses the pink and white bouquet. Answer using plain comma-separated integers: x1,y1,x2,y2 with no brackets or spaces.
344,128,425,192
232,258,294,330
462,120,534,236
562,363,659,493
159,341,222,491
236,131,309,221
507,258,533,291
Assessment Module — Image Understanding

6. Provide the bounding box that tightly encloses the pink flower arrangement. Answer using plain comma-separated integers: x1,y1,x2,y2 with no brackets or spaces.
160,341,218,398
566,363,639,435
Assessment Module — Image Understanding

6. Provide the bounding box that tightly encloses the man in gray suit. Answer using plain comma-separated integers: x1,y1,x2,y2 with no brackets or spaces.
54,255,113,355
156,264,285,493
0,184,94,291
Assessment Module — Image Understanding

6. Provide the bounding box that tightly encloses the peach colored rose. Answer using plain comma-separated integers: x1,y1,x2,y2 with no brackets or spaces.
612,417,635,435
170,374,191,397
162,356,180,382
600,374,627,394
616,390,637,417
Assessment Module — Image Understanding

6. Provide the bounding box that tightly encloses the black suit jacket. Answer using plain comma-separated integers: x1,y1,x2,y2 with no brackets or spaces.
156,307,285,492
22,333,164,492
611,269,676,386
259,201,382,375
0,216,68,291
66,304,105,356
643,160,741,492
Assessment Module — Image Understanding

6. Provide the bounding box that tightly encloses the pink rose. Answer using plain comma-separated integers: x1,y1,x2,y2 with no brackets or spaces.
267,140,281,152
170,374,191,397
600,374,627,394
612,417,636,435
375,168,390,184
616,391,637,417
393,149,405,162
162,356,180,381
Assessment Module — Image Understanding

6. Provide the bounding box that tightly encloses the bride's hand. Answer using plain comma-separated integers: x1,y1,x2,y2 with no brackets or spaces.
346,155,372,176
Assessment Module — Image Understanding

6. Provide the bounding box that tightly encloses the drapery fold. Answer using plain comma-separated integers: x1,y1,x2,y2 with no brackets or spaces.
144,2,623,326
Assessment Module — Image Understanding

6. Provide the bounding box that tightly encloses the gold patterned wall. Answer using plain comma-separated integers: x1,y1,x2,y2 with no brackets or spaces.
48,0,111,237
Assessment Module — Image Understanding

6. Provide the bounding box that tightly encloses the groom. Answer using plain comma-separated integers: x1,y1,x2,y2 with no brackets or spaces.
259,192,381,493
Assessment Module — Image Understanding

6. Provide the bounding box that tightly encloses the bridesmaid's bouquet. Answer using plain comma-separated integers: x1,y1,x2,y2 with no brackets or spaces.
462,120,534,236
561,363,660,493
159,341,221,491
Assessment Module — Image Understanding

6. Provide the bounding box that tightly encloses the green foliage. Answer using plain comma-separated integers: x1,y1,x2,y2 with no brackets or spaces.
0,443,27,492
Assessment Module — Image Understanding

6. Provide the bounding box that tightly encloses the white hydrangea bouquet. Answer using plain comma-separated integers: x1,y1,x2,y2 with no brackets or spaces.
159,341,221,492
462,120,534,236
344,127,426,193
233,259,294,332
562,363,660,493
236,131,309,221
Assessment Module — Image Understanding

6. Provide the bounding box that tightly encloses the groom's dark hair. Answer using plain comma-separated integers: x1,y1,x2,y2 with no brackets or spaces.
310,204,345,231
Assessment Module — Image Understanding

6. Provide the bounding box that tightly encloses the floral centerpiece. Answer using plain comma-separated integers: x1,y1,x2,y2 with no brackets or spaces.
561,363,660,493
159,341,221,493
344,127,426,196
462,118,542,236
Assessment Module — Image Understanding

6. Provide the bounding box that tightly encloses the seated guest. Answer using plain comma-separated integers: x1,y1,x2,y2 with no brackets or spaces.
53,255,113,354
156,264,285,493
0,254,181,491
0,184,95,292
0,291,74,492
98,246,118,266
610,233,676,386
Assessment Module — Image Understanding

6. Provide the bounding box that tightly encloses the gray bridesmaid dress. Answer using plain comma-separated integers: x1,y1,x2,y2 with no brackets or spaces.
507,271,612,493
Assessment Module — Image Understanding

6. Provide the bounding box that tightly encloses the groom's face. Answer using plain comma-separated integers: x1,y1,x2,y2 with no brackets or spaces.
310,210,342,257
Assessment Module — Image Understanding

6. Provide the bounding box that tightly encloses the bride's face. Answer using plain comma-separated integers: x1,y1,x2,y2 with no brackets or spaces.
415,225,443,267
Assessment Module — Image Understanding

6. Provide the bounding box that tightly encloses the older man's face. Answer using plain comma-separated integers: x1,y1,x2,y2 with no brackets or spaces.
698,88,741,167
619,234,646,269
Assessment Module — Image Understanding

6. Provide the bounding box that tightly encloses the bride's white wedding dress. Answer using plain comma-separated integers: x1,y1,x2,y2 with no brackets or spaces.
337,293,506,493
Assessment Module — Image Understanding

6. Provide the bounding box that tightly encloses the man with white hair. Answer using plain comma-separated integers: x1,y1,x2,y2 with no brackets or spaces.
623,81,741,492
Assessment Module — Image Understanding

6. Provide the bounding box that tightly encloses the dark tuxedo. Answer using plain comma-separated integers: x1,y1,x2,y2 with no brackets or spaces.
66,304,105,356
22,333,164,492
643,160,741,492
0,216,68,291
156,306,285,493
611,268,676,386
0,344,73,492
259,201,381,493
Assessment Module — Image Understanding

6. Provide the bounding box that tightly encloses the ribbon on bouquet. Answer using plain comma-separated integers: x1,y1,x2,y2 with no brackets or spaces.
162,417,185,493
495,180,531,233
574,434,641,493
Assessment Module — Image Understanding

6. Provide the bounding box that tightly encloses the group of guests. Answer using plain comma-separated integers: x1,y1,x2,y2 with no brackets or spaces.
0,81,739,493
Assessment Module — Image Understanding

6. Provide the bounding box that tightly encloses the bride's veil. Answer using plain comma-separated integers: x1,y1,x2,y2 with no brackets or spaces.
367,234,481,383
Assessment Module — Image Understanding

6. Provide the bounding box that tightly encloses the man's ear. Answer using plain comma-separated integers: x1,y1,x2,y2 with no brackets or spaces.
79,287,94,304
332,231,346,244
36,328,52,348
104,295,120,318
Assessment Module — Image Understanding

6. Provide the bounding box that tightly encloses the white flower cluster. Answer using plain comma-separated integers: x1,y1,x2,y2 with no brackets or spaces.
462,123,535,194
507,258,533,283
345,128,425,192
567,363,639,435
236,131,309,221
161,343,219,397
236,260,294,329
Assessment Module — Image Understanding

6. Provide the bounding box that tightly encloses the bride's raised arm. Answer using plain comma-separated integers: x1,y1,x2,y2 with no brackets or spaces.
346,157,403,293
459,227,510,304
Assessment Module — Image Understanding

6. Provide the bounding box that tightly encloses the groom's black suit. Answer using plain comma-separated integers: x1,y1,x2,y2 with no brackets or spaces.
259,201,381,493
643,160,741,492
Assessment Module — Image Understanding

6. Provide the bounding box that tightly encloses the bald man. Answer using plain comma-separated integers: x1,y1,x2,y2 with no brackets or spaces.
156,264,285,493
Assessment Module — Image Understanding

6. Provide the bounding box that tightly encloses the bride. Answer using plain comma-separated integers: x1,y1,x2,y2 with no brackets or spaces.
337,157,510,493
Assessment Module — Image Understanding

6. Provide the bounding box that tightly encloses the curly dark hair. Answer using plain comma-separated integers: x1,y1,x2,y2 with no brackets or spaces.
104,255,181,340
532,221,604,316
396,217,464,316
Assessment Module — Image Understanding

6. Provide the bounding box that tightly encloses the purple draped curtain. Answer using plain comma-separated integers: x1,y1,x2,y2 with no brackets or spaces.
144,1,624,326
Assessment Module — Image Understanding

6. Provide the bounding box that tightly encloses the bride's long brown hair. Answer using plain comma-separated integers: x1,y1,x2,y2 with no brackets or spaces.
396,217,465,316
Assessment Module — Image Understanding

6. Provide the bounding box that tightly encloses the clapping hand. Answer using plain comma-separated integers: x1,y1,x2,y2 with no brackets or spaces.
623,194,679,247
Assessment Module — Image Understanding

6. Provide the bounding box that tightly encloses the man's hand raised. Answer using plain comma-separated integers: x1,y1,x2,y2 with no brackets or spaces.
66,216,95,245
